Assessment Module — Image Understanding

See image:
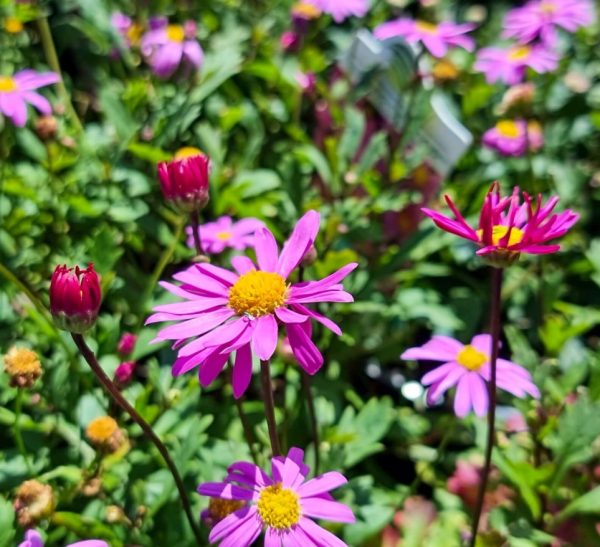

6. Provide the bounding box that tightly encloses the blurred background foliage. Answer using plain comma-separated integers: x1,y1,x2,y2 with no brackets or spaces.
1,0,600,545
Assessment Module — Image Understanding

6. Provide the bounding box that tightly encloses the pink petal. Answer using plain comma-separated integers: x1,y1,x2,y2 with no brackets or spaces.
231,255,256,275
277,210,321,278
251,315,279,360
291,304,342,335
275,306,309,324
195,263,239,286
301,497,356,523
290,263,358,297
298,471,347,498
453,375,473,417
287,323,324,374
197,483,255,500
198,351,229,387
178,317,248,357
470,334,495,355
421,361,459,386
172,345,217,375
254,228,279,272
401,335,463,362
426,365,466,403
469,373,489,417
155,307,233,340
209,507,259,543
264,528,282,547
232,343,253,398
227,461,270,489
22,91,52,115
297,517,348,547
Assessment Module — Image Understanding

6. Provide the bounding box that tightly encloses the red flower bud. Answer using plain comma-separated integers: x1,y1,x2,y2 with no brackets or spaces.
114,361,136,386
50,263,101,333
157,154,210,212
117,332,137,356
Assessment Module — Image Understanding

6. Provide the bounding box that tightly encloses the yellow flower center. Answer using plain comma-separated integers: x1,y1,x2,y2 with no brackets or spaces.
86,416,119,443
216,231,232,241
257,484,301,530
456,345,488,371
496,120,521,138
175,146,204,159
126,22,144,45
4,17,23,34
228,271,288,318
0,76,17,93
416,20,438,34
540,1,557,14
208,498,245,520
166,24,185,43
476,225,525,248
509,46,531,61
292,2,322,19
4,347,41,375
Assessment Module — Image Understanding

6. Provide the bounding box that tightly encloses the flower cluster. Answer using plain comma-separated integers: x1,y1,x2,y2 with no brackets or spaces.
422,183,579,265
148,210,357,398
401,334,539,417
374,18,475,57
0,70,59,127
482,119,543,157
186,216,265,255
197,447,355,545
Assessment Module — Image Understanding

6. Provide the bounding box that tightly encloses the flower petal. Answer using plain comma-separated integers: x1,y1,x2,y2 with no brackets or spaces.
453,374,473,417
301,497,356,523
298,471,347,498
254,228,279,272
277,210,320,278
232,343,253,399
251,315,279,361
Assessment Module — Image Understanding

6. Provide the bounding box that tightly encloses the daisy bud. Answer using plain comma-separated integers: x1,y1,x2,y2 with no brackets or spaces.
35,115,58,141
85,416,126,453
114,361,136,387
3,346,42,388
117,333,137,356
50,264,101,333
13,480,55,527
157,154,210,213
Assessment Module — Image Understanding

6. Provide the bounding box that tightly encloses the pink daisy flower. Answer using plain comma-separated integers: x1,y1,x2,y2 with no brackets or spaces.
401,335,539,417
148,210,357,398
421,183,579,261
186,216,266,255
503,0,595,46
141,19,203,78
306,0,369,23
374,18,476,57
474,44,559,85
197,447,355,546
0,70,59,127
482,119,544,157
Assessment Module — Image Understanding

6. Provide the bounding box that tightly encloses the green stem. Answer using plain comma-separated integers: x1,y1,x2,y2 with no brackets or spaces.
301,372,320,474
234,396,259,465
36,17,84,133
71,333,203,545
189,210,204,256
469,267,504,547
260,360,281,457
13,390,32,474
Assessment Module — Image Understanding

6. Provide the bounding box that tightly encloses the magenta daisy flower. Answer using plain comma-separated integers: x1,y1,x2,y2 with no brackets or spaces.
374,18,475,57
147,210,357,397
186,216,265,255
482,119,543,157
421,183,579,262
197,447,355,546
141,19,203,78
0,70,59,127
401,335,539,417
503,0,595,46
474,44,559,85
305,0,369,22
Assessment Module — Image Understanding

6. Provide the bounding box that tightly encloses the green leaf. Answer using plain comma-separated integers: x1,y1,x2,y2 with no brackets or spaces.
558,485,600,520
